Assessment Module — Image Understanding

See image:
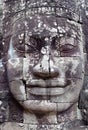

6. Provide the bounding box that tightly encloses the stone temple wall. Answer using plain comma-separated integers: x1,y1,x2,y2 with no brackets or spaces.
0,0,88,130
0,0,3,32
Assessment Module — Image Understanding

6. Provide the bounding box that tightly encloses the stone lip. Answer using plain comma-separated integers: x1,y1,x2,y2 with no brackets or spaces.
27,79,70,96
29,87,69,96
26,79,68,88
20,100,57,113
19,100,73,114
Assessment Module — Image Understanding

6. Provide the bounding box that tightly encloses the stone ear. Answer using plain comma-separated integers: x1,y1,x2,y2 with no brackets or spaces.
0,33,3,59
78,75,88,124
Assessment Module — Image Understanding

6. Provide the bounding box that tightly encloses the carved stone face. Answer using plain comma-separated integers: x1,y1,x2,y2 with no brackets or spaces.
7,14,84,114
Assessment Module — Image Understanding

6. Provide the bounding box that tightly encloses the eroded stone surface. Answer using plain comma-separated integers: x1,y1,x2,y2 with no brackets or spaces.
1,122,28,130
2,0,87,127
9,80,26,101
63,120,88,130
78,75,88,124
7,58,23,82
28,124,63,130
0,101,9,123
8,98,23,122
24,111,57,124
7,15,84,115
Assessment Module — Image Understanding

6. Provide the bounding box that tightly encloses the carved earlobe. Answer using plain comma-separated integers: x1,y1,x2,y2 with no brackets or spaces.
8,37,18,59
78,75,88,124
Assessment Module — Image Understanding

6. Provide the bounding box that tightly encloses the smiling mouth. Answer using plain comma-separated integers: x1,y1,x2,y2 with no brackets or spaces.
26,79,70,96
29,87,69,96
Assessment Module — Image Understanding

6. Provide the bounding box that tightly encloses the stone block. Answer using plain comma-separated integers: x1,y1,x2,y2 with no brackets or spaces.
24,112,38,124
0,83,10,101
7,58,23,82
9,80,26,101
63,126,88,130
0,124,2,130
0,90,10,100
28,124,62,130
62,57,84,79
1,122,28,130
63,120,88,130
0,83,9,91
0,101,9,123
50,78,83,103
8,98,23,123
24,111,57,124
85,61,88,76
3,0,25,19
78,76,88,123
0,63,7,83
57,103,78,123
23,58,30,81
20,100,57,113
80,75,88,90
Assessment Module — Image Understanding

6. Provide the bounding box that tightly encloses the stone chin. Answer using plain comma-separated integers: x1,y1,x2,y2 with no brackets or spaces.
9,85,74,113
19,100,73,114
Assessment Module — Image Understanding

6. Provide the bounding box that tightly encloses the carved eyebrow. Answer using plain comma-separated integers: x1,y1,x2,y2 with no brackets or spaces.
60,43,77,48
57,28,79,38
65,41,77,46
56,32,80,43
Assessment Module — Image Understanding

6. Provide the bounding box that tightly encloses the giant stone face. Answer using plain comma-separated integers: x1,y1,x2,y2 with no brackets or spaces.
7,14,84,114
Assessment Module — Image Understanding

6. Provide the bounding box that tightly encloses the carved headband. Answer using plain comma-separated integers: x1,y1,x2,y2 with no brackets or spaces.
4,0,83,23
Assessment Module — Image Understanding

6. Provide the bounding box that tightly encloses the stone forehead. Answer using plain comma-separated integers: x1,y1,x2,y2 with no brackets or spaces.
12,15,81,37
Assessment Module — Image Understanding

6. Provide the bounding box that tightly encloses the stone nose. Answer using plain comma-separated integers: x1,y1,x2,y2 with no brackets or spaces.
32,54,59,79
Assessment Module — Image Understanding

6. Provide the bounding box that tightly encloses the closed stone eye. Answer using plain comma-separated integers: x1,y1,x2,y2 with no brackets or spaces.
60,44,77,54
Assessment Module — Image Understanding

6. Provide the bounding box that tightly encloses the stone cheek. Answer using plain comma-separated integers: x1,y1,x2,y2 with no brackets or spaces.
9,80,26,101
7,58,23,82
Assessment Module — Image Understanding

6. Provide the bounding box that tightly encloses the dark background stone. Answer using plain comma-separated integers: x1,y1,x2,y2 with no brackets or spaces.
8,97,23,123
0,101,9,123
78,0,88,125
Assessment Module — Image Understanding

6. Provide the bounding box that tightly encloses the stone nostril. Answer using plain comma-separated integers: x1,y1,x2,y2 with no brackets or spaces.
49,67,59,77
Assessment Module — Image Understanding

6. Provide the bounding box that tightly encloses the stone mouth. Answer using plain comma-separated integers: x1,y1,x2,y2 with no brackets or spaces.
26,79,70,88
26,79,71,96
29,87,69,96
